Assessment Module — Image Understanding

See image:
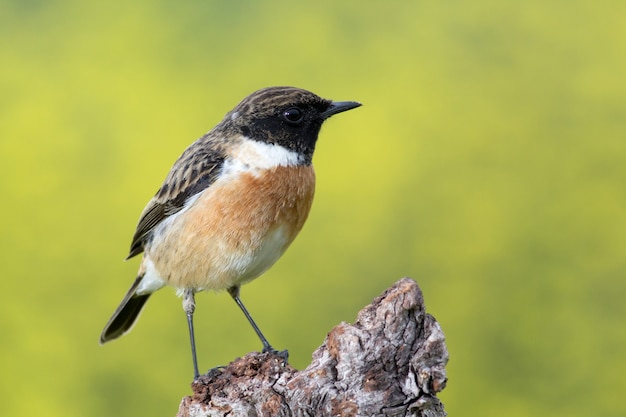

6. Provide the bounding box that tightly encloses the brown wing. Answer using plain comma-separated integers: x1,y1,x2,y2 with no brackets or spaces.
126,138,227,259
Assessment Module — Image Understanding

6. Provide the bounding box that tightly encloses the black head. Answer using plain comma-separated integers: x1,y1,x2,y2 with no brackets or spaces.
222,86,361,164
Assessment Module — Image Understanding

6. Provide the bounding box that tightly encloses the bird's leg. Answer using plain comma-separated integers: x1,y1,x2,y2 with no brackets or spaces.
227,286,288,361
183,288,200,379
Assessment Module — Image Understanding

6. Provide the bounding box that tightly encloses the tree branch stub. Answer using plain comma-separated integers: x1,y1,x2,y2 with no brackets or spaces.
177,277,448,417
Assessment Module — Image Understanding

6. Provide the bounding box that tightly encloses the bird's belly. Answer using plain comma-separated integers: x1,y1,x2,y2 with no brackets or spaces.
146,165,315,291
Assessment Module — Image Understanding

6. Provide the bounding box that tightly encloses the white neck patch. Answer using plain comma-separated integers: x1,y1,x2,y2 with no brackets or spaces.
222,138,303,177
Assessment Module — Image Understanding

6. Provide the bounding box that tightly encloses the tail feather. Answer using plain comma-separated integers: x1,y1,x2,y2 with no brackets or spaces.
100,276,151,344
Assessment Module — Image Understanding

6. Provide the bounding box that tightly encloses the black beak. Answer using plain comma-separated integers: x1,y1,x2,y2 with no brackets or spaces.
321,100,362,119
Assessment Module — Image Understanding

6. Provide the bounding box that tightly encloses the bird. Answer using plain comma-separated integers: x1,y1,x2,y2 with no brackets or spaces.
99,86,361,378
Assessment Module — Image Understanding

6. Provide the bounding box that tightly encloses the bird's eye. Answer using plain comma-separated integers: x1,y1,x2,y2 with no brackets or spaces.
282,107,304,124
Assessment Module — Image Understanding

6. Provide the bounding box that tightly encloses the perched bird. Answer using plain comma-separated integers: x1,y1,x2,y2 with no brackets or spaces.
99,86,361,378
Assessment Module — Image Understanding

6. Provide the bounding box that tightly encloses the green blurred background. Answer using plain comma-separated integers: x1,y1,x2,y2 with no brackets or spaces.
1,1,625,416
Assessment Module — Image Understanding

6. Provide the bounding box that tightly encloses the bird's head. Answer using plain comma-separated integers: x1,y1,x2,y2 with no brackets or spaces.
223,86,361,164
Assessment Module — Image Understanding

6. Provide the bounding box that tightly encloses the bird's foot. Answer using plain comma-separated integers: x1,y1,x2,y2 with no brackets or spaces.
192,364,226,382
262,346,289,362
206,364,227,378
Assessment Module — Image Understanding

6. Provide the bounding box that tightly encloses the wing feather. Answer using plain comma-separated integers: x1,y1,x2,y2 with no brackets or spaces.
126,137,227,259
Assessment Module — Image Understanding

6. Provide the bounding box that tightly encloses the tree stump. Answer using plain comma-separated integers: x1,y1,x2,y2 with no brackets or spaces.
177,278,448,417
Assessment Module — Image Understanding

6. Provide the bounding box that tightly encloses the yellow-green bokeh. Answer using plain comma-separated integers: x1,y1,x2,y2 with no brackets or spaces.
1,1,625,416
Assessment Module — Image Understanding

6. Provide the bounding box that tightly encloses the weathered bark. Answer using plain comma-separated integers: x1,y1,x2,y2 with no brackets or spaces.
177,278,448,417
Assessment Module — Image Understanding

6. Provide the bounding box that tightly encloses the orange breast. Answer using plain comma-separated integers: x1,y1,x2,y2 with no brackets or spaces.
147,165,315,290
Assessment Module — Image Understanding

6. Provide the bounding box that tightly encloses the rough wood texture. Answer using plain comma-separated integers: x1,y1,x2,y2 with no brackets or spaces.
177,278,448,417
